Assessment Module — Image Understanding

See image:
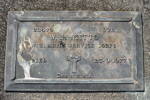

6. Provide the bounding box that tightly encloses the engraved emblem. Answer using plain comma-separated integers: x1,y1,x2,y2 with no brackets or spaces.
66,56,81,74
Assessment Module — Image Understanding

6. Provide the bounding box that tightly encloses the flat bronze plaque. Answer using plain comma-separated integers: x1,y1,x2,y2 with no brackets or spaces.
5,11,144,91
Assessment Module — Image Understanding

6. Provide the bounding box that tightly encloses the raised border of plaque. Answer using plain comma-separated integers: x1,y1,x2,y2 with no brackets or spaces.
5,11,144,91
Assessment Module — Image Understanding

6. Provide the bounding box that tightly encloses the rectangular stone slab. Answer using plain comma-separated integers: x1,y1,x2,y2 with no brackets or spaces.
5,11,144,91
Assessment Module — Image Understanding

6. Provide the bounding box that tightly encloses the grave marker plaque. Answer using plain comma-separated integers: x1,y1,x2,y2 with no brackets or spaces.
5,11,144,91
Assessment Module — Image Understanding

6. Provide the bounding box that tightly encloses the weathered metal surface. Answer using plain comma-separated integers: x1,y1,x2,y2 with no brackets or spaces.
4,11,144,91
0,0,150,100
